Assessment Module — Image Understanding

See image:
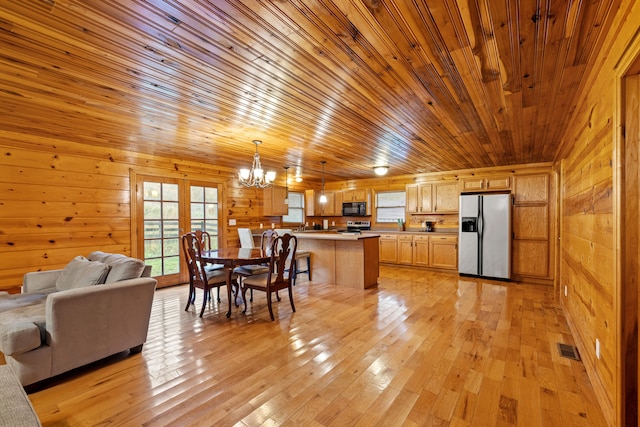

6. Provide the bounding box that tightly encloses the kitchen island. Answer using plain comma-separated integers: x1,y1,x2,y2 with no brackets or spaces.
293,232,380,289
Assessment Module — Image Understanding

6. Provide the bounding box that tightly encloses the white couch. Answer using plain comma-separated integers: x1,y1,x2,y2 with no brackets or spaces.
0,252,157,386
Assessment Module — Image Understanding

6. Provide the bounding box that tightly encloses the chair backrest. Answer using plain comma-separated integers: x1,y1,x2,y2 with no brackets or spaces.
238,228,256,248
261,229,278,253
268,234,297,288
193,230,212,251
181,233,208,289
275,229,294,261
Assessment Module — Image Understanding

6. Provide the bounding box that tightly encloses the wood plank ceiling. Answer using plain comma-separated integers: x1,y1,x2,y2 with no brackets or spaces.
0,0,620,183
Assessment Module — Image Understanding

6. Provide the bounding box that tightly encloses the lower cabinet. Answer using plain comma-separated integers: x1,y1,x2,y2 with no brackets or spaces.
379,234,399,263
379,233,457,270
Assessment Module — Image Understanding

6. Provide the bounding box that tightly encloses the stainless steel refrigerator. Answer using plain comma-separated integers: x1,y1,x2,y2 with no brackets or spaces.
458,193,511,279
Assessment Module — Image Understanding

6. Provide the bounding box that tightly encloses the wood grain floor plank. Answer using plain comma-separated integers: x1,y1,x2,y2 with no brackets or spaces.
15,266,609,426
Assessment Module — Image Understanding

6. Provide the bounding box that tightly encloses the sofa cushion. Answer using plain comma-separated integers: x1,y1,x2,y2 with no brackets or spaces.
87,251,145,283
55,256,110,291
0,322,41,356
0,302,46,356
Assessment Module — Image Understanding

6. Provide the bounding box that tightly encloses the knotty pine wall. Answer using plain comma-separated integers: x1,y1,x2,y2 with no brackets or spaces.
556,0,640,425
0,135,302,293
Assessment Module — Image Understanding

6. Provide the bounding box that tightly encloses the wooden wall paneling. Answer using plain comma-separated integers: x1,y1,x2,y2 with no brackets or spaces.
557,2,640,423
622,71,640,427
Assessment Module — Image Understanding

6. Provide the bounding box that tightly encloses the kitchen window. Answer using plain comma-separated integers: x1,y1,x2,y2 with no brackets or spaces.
283,191,304,224
376,191,406,223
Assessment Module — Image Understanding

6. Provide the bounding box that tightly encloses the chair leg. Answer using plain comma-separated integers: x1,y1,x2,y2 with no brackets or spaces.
217,287,221,303
306,255,311,280
267,291,275,321
288,285,296,313
199,289,207,317
185,284,195,311
241,285,249,314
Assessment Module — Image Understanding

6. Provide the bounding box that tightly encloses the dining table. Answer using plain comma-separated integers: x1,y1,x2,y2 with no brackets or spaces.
200,247,271,318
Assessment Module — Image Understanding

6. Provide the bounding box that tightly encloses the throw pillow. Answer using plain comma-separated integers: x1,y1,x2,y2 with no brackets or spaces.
104,257,145,283
55,256,110,291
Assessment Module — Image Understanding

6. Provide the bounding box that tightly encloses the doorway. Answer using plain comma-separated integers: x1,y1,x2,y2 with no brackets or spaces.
132,174,221,288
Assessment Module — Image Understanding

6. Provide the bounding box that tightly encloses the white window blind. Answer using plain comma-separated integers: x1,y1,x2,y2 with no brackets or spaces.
376,191,406,223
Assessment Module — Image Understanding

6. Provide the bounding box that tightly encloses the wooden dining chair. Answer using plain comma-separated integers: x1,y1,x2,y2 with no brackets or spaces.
234,229,278,302
181,232,235,317
241,233,297,321
276,229,311,286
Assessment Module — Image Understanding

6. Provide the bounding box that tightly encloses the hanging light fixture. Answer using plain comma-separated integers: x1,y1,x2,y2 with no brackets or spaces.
319,161,327,203
373,165,389,176
283,166,290,204
238,140,276,188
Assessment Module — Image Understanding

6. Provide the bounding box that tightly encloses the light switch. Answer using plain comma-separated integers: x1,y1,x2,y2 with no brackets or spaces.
229,219,236,226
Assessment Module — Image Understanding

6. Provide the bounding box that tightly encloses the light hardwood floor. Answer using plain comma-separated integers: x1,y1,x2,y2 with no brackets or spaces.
22,266,607,426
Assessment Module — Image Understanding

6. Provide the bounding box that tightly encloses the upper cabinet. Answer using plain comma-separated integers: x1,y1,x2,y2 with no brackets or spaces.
342,188,371,202
433,182,459,212
305,189,339,216
406,182,458,214
513,174,548,203
406,183,433,213
460,176,511,192
263,185,288,216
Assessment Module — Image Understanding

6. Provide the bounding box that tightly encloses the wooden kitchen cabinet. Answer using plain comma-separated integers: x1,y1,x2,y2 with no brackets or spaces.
513,174,548,203
460,176,511,192
305,189,339,216
512,173,551,279
263,185,288,216
406,183,432,214
407,182,458,214
433,182,459,212
379,234,398,263
342,188,370,202
429,235,458,269
398,235,414,265
394,234,431,267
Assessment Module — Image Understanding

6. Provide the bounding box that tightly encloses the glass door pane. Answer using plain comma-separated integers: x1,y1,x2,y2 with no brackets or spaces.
142,181,181,283
189,185,219,249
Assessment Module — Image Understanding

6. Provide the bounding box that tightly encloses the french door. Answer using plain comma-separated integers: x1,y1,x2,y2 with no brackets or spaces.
133,174,221,288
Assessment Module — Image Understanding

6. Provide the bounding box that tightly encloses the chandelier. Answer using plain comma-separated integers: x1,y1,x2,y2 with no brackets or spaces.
238,140,276,188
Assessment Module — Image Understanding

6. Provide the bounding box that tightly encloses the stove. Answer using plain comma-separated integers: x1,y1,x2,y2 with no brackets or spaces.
346,220,371,232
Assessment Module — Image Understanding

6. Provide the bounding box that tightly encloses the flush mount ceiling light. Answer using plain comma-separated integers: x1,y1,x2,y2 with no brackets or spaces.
373,166,389,176
238,140,276,188
319,161,327,203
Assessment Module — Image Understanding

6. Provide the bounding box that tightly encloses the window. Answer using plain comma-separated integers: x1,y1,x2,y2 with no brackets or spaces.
283,192,304,224
376,191,406,223
189,185,219,249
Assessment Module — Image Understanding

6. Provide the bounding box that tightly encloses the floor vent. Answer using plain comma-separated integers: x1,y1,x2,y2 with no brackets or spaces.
557,343,581,361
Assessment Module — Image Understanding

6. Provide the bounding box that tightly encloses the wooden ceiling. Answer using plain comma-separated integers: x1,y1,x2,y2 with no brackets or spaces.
0,1,619,183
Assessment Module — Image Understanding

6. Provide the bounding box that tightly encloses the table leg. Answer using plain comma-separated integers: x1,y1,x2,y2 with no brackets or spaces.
225,266,233,318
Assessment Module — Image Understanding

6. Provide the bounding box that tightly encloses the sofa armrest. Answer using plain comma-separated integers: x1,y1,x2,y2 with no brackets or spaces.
22,270,62,294
45,277,157,376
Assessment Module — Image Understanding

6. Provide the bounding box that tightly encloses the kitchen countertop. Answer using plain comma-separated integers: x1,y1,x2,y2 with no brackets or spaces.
293,231,379,241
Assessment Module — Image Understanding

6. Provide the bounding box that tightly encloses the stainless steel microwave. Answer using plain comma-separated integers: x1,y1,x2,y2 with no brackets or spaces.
342,202,367,216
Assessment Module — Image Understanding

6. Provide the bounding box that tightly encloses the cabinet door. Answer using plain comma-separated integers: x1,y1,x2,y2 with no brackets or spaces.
353,188,369,202
433,183,458,212
413,235,430,266
486,176,511,191
460,178,484,192
418,184,433,213
321,191,337,216
512,240,548,277
513,205,548,239
263,186,288,216
379,234,398,263
398,235,414,264
406,184,419,213
430,236,458,269
514,175,548,203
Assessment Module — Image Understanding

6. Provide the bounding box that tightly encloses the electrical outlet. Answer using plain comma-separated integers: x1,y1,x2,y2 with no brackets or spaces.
596,338,601,359
229,219,236,226
564,285,567,297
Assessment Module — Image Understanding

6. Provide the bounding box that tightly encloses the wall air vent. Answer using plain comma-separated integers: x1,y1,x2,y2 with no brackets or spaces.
557,343,581,361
